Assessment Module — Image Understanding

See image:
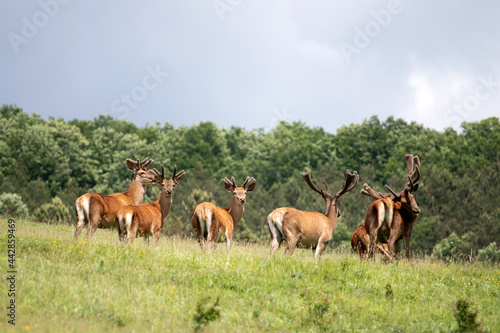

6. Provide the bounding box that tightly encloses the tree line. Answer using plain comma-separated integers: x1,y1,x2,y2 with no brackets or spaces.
0,104,499,260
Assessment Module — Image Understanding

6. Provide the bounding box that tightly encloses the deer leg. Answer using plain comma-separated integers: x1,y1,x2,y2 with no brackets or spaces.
225,229,233,254
268,216,283,255
393,240,401,260
314,240,329,260
207,228,218,252
403,227,412,260
191,214,205,250
153,228,160,246
270,235,282,255
284,231,299,256
368,227,378,261
85,214,101,239
126,219,139,245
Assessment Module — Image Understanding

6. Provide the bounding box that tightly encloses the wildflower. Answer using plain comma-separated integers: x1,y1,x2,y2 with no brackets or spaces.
25,326,30,330
115,307,118,310
53,240,57,244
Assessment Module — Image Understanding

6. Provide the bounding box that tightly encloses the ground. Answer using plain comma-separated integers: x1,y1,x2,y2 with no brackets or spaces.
0,219,499,332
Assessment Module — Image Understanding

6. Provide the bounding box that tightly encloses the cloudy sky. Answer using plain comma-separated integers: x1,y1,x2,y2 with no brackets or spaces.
1,1,499,133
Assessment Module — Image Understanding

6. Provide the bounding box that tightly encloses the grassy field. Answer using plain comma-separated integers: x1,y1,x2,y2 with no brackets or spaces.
1,219,499,332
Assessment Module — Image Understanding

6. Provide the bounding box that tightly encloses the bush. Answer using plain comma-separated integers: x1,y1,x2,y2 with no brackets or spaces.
0,193,29,217
432,232,475,261
477,242,500,264
34,196,71,223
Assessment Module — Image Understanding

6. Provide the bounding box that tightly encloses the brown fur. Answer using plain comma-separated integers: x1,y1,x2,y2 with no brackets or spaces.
115,165,184,245
362,154,421,261
191,177,255,253
74,158,156,240
268,170,358,260
351,224,390,259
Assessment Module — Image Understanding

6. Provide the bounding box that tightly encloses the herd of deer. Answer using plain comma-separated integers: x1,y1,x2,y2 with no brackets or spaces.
74,154,421,261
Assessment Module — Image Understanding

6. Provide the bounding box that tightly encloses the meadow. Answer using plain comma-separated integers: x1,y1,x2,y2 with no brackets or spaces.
1,219,499,332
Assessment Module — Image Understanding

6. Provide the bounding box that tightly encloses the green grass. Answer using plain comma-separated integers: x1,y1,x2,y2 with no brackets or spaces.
1,219,499,332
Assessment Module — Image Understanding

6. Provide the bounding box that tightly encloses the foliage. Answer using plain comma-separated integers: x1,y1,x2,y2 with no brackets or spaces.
33,196,71,223
432,233,475,261
477,242,500,264
453,299,483,332
0,193,28,217
1,104,499,253
193,297,221,332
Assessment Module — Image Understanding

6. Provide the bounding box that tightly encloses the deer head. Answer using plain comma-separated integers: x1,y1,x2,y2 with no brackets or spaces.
301,169,359,217
126,157,157,185
361,154,421,214
221,176,256,206
152,164,186,197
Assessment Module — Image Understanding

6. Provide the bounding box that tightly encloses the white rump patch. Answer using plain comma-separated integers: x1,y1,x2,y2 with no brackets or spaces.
268,211,284,238
199,210,212,239
82,197,90,220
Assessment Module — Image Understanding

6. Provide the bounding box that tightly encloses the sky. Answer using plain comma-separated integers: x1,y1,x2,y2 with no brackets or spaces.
1,0,499,133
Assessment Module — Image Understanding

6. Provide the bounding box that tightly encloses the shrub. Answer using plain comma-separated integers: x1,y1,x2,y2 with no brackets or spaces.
477,242,500,264
432,232,474,261
193,296,221,332
453,298,482,332
0,193,29,217
34,196,71,223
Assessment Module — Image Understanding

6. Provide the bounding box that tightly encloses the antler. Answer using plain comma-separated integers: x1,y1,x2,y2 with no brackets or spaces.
142,158,153,168
335,169,359,199
241,176,255,190
384,184,401,199
171,165,186,181
151,166,163,184
404,154,420,192
126,157,153,169
360,183,393,200
222,177,235,191
301,171,329,199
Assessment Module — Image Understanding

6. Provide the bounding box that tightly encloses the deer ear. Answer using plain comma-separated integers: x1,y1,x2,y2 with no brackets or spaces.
394,202,402,210
174,178,183,187
221,178,234,192
126,159,136,171
246,182,256,192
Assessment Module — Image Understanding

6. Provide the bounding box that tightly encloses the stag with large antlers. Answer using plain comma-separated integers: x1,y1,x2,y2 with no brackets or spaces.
116,165,185,245
267,169,359,260
361,154,421,260
74,158,157,240
191,176,256,253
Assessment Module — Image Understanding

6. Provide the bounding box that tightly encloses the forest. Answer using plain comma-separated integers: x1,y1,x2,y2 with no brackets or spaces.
1,104,499,260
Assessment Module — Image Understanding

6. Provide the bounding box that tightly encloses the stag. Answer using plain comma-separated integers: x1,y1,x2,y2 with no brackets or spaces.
191,177,256,253
361,154,421,260
267,169,358,259
116,165,185,245
74,158,156,240
351,224,390,259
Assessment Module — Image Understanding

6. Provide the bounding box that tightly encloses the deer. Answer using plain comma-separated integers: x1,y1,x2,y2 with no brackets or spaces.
74,157,157,240
116,165,185,245
361,154,421,261
351,224,390,259
191,176,256,253
267,169,359,260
